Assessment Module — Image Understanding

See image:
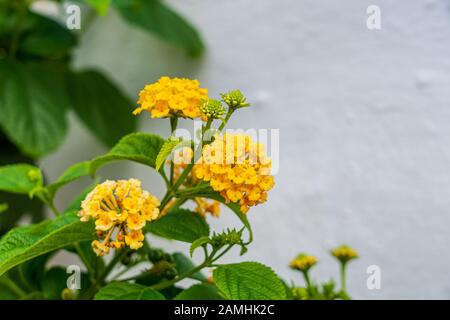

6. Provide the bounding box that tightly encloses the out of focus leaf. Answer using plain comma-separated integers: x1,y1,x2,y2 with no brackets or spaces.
0,61,69,157
113,0,204,56
66,70,136,148
18,12,77,59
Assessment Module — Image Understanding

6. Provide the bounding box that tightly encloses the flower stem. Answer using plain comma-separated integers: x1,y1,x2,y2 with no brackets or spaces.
340,262,347,292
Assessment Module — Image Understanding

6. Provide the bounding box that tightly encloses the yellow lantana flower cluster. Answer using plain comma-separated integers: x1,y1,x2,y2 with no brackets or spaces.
289,254,318,272
193,133,274,213
78,179,160,256
167,147,221,218
331,245,359,263
133,76,208,119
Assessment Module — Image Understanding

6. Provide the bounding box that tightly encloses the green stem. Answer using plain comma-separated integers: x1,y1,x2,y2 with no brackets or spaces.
218,108,234,131
83,249,128,299
73,243,96,281
0,276,26,298
47,200,60,217
302,270,312,288
149,260,209,291
340,262,347,292
169,117,178,184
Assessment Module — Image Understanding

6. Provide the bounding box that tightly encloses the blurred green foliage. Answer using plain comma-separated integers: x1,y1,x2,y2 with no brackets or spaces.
0,0,204,234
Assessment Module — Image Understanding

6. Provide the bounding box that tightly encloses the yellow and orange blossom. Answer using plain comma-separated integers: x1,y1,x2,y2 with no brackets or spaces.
78,179,160,256
193,133,274,213
133,76,208,119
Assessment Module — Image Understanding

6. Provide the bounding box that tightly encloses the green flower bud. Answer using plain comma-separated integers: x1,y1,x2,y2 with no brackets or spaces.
163,253,174,263
200,98,226,119
164,266,178,280
148,248,165,263
61,288,77,300
221,90,250,109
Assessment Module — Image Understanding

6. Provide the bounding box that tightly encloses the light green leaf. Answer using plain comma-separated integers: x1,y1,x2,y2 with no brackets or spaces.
45,161,91,198
0,62,68,157
85,0,111,15
147,209,209,243
90,133,164,175
174,283,223,300
66,70,136,148
189,236,210,257
155,137,182,171
213,262,286,300
0,211,95,277
0,164,42,195
95,282,165,300
172,252,206,281
113,0,204,56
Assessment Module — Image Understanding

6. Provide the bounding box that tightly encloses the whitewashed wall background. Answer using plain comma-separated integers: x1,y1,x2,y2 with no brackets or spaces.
40,0,450,299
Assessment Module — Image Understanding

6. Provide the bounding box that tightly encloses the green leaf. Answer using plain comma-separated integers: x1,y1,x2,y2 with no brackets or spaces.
147,209,209,243
64,183,97,212
155,137,182,171
18,12,77,59
0,164,42,195
0,211,95,277
0,62,68,157
90,133,164,175
213,262,286,300
113,0,204,56
172,252,206,281
41,267,67,300
174,283,223,300
0,138,45,235
197,190,253,243
95,282,165,300
45,161,91,198
189,236,210,257
66,70,136,148
85,0,111,15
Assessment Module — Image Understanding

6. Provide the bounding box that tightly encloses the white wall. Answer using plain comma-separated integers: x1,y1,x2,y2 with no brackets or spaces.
41,0,450,299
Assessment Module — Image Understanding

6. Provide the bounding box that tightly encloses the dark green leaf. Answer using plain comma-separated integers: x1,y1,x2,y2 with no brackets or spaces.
66,70,136,147
213,262,286,300
41,267,67,300
147,209,209,243
0,211,95,277
174,283,223,300
18,12,77,59
113,0,204,56
95,282,165,300
0,62,68,157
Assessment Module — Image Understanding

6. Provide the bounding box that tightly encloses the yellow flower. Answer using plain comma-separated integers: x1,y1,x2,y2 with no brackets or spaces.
331,245,358,264
166,147,222,218
195,198,220,218
125,230,145,250
78,179,160,256
92,240,110,256
289,254,318,272
133,77,208,119
126,213,146,230
193,133,274,213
